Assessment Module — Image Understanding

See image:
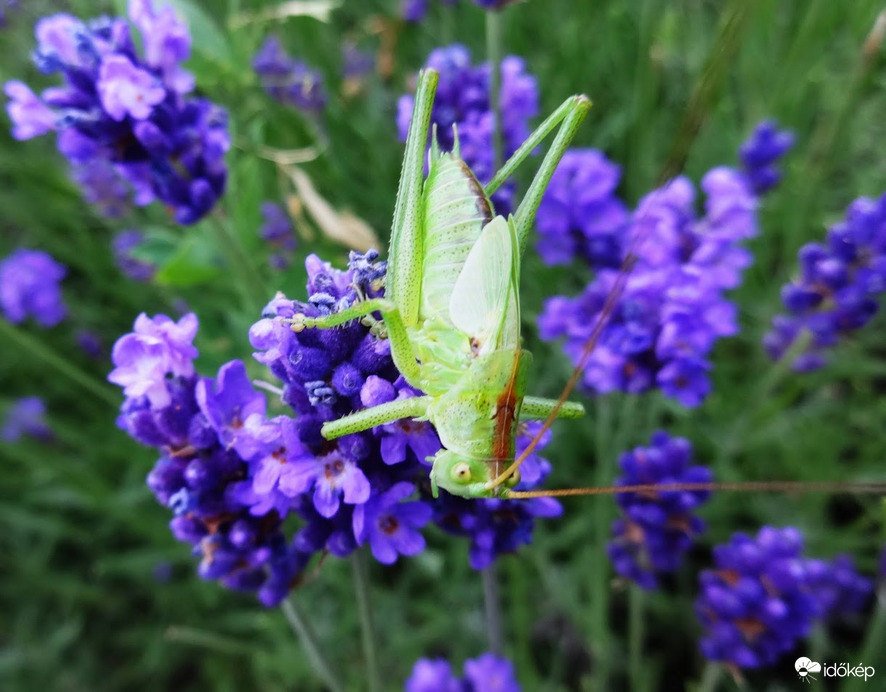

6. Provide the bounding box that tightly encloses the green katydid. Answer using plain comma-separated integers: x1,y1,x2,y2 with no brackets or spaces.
289,67,591,499
289,68,886,503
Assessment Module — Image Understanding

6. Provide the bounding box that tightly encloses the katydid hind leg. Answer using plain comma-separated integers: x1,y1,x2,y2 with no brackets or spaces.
520,396,585,420
483,94,592,255
387,68,439,329
512,95,591,255
485,96,586,197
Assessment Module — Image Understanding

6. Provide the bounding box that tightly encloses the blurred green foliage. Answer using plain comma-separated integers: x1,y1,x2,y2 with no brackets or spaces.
1,0,886,690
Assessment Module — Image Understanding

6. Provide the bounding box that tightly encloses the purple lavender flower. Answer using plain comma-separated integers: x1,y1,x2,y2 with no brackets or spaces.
1,396,52,442
405,658,461,692
343,42,374,81
540,123,792,407
401,0,459,22
354,481,431,563
471,0,521,9
696,527,819,669
536,149,628,267
740,120,795,195
0,248,67,326
250,252,432,558
608,431,711,589
805,554,872,618
195,359,276,459
6,2,228,224
98,54,167,121
432,422,562,570
108,312,198,407
402,0,430,22
404,653,521,692
402,0,515,19
398,45,538,213
76,329,104,359
253,36,326,112
259,202,297,270
0,1,19,27
764,194,886,371
110,313,310,605
129,0,194,93
4,82,54,139
112,229,156,281
463,653,521,691
72,160,151,217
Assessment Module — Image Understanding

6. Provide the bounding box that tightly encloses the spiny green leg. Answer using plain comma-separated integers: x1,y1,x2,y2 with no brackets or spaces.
291,298,423,388
322,396,432,440
520,396,585,420
387,68,439,329
484,95,592,256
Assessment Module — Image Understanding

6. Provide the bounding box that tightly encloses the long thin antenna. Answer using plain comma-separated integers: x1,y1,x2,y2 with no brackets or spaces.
486,251,637,490
505,480,886,500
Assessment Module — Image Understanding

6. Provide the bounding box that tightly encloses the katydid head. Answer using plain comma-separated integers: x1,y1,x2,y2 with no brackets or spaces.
429,449,519,499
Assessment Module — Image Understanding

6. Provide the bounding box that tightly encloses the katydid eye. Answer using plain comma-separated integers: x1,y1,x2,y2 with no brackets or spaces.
505,469,521,488
451,462,472,483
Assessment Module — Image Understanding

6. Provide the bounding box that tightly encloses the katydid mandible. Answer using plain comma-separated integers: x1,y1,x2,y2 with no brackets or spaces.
289,67,592,499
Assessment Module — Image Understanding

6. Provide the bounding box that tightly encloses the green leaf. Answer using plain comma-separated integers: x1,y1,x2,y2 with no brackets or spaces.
110,0,232,66
166,0,232,65
128,226,179,266
154,226,222,287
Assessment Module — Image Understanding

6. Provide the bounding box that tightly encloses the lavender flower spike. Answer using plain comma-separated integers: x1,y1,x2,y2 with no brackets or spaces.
764,192,886,371
404,653,521,692
0,248,67,326
540,120,792,407
2,397,52,442
111,311,311,605
397,44,538,214
608,431,711,589
108,312,198,408
696,527,816,669
6,1,228,224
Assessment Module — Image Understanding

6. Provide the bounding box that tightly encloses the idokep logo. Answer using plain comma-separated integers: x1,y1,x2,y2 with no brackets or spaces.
795,657,821,683
795,657,876,683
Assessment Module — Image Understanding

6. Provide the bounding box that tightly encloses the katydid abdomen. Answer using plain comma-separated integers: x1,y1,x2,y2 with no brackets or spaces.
420,152,494,325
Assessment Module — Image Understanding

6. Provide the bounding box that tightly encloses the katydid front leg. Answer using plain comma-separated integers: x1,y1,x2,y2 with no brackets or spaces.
321,395,432,440
290,298,423,389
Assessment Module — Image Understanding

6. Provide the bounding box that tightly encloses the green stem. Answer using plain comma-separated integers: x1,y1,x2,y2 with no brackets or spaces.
590,397,614,690
352,550,381,692
716,331,810,468
0,318,118,407
628,585,645,692
843,598,886,692
482,563,504,656
210,215,268,312
486,9,504,170
697,662,722,692
658,0,760,184
786,11,881,255
281,597,346,692
627,0,661,199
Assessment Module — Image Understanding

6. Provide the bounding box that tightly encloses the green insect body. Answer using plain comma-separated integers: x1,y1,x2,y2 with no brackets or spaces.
290,68,592,499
